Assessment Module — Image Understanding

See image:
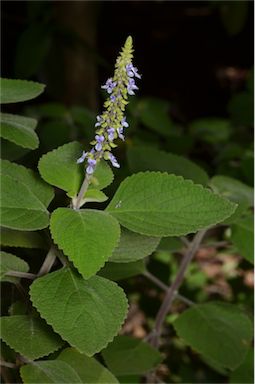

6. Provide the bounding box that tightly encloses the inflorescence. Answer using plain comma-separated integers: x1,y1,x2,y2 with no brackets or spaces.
77,36,141,175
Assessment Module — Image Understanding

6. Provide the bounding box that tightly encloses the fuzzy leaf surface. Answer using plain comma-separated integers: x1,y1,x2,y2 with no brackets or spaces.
0,112,39,149
0,78,45,103
231,215,254,263
1,159,54,207
99,260,145,281
110,228,159,263
20,361,81,383
106,172,236,236
0,251,29,283
0,228,45,249
30,268,128,356
173,301,253,370
102,336,162,375
0,315,64,359
1,174,49,230
50,208,120,279
127,146,208,185
57,347,118,383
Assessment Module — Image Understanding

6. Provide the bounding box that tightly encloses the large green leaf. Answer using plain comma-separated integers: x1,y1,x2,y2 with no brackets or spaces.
0,78,45,104
1,228,45,249
1,174,49,231
50,208,120,279
0,112,39,149
99,260,145,281
20,361,81,383
0,251,29,283
57,347,118,383
102,336,162,375
230,349,253,383
0,315,63,359
173,302,253,370
209,175,253,206
106,172,236,236
38,142,113,197
231,215,254,263
1,159,54,207
127,146,208,185
110,228,159,263
30,268,128,356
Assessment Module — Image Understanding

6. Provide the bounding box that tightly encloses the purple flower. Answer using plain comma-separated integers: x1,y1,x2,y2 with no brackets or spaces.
95,135,105,151
109,153,120,168
127,78,139,96
86,158,97,175
101,78,117,94
121,117,129,128
95,115,103,127
107,127,115,141
117,127,125,141
126,63,141,79
76,151,88,164
110,95,116,102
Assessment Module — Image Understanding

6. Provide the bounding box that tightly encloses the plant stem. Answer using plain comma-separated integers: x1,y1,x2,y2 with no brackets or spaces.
73,174,91,210
37,247,56,276
143,271,194,306
150,229,207,348
0,360,16,369
7,271,36,280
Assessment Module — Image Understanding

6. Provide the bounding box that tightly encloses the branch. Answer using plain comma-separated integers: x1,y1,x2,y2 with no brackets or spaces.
37,247,56,276
73,174,91,210
6,271,36,280
150,229,207,348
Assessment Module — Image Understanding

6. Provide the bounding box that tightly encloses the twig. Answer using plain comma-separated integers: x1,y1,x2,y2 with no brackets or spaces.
7,271,36,280
180,236,190,247
201,240,230,249
37,247,56,276
0,360,16,369
143,271,194,306
150,229,207,348
73,174,91,210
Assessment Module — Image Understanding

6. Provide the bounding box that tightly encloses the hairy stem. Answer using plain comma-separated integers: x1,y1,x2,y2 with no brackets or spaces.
7,271,36,280
73,174,91,210
150,229,206,347
37,247,56,276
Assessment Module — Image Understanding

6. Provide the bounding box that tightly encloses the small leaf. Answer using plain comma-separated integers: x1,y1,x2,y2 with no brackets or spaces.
231,215,254,263
30,268,128,356
110,228,160,263
38,142,113,197
106,172,236,237
173,301,253,370
1,159,54,207
50,208,120,279
1,228,45,249
190,118,232,143
99,260,145,281
127,146,208,185
0,251,29,283
1,174,49,231
20,360,81,383
209,175,253,206
0,315,64,359
102,335,162,375
0,112,39,149
83,189,108,203
57,347,118,383
0,78,45,104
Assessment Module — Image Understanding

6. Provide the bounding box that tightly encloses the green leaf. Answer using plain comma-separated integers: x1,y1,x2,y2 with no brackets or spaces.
220,2,248,36
20,360,82,383
173,301,253,370
1,159,54,207
38,142,113,197
83,189,108,204
0,251,29,283
190,118,232,144
0,138,30,161
1,174,49,231
127,146,208,185
0,112,39,149
157,237,183,252
1,228,45,249
136,97,174,137
231,215,254,263
0,315,64,359
57,347,118,383
102,336,162,375
110,228,160,263
99,260,145,281
106,172,236,237
29,102,68,119
50,208,120,279
0,78,45,104
209,175,253,206
230,349,254,383
30,268,128,356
